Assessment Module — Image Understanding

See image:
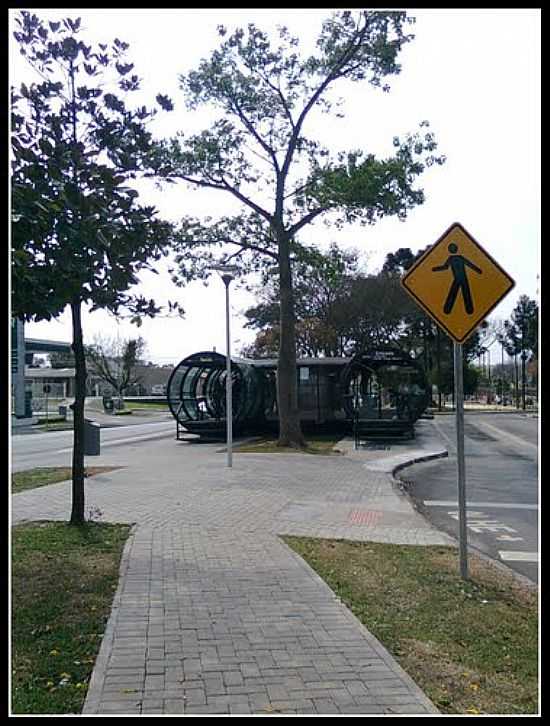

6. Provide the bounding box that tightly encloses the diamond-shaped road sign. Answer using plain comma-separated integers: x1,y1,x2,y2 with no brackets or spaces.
401,222,515,343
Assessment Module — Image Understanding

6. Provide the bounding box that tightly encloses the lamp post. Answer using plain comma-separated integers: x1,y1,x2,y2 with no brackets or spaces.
212,265,239,468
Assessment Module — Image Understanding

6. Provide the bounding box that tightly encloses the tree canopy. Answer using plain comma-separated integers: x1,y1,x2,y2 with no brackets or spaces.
499,295,538,361
86,335,147,401
11,11,177,523
11,12,176,326
150,10,445,446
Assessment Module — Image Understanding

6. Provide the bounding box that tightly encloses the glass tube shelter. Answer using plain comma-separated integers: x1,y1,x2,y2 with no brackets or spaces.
167,347,431,440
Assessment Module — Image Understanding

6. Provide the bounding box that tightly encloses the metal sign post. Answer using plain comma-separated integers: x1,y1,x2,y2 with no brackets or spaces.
223,275,233,469
400,222,516,582
453,342,468,579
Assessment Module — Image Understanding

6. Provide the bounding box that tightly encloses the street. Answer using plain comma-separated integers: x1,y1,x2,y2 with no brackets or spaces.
10,420,176,472
398,412,539,583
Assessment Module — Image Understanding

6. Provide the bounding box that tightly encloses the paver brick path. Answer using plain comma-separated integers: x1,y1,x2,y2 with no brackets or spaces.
12,431,452,714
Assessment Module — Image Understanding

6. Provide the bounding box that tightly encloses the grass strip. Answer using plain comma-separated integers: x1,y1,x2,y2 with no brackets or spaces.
34,423,74,432
11,521,131,714
233,433,343,455
12,467,122,495
283,537,538,715
122,401,169,411
36,416,68,425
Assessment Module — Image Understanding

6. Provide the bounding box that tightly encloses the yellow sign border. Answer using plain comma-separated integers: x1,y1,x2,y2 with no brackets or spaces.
401,222,515,344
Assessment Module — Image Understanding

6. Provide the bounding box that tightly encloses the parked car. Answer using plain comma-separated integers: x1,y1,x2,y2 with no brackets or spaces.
151,384,166,395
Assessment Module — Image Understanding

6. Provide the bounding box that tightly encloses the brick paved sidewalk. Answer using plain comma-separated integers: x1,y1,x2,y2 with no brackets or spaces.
83,526,438,715
11,422,452,715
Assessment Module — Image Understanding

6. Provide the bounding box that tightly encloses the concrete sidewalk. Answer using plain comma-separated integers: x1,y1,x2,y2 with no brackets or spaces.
12,420,453,715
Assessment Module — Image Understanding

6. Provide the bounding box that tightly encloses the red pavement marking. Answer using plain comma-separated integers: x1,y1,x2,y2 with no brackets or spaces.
348,509,383,526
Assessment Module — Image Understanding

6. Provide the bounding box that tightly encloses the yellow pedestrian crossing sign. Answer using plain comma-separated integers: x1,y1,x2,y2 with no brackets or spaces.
401,222,515,343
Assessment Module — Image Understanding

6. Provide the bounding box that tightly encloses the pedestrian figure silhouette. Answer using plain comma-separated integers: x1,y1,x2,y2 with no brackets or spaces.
432,242,482,314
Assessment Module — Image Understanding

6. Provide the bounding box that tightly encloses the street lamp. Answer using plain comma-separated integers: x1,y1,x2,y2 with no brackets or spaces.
211,264,239,467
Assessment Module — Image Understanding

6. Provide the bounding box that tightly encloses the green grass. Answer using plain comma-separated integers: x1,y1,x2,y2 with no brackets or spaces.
283,537,538,715
11,521,131,714
35,422,74,431
122,401,169,412
233,432,344,455
12,467,122,495
36,416,68,425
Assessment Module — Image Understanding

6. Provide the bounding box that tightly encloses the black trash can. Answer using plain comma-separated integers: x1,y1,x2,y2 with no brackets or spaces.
103,396,114,413
84,419,100,455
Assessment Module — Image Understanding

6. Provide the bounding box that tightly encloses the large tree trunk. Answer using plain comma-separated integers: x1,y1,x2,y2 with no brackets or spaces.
70,298,86,524
277,235,306,448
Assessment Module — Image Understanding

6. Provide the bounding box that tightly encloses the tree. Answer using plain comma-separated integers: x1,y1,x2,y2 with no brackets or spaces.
243,245,449,363
243,244,361,357
381,246,427,274
86,335,146,403
11,12,177,524
498,295,538,408
338,272,413,352
153,11,445,447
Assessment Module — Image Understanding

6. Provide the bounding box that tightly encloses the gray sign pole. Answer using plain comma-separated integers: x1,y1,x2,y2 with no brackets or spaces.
453,341,468,579
222,275,233,469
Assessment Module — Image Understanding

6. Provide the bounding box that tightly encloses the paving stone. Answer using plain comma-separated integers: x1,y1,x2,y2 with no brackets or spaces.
13,434,446,716
163,698,185,714
229,701,252,714
141,699,163,714
182,688,206,705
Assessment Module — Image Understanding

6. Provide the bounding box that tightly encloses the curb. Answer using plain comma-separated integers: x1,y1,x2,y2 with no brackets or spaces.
391,449,449,477
280,538,440,714
82,524,138,714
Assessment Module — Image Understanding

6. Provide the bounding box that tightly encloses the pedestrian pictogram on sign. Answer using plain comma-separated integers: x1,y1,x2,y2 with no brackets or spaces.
400,222,515,343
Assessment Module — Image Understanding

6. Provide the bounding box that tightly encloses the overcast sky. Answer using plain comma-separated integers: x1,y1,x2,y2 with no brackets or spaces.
10,8,540,366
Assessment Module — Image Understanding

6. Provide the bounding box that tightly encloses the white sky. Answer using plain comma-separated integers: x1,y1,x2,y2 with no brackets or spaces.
10,8,541,365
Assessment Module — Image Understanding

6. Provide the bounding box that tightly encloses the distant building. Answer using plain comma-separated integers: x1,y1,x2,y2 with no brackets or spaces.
130,365,172,395
11,319,173,417
23,363,174,398
11,319,73,418
25,367,76,399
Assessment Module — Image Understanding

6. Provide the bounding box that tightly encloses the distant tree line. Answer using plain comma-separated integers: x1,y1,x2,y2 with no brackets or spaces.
241,244,538,404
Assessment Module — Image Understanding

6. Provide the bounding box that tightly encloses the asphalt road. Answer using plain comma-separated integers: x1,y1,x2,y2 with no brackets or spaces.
398,412,539,583
10,420,176,473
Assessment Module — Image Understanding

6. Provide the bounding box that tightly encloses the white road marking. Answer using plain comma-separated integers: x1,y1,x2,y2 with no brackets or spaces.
473,420,538,452
424,500,537,510
499,551,538,563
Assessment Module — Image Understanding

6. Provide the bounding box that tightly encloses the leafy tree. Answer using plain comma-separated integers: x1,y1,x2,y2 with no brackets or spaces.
500,295,538,361
243,244,360,357
498,295,538,408
338,271,414,352
11,12,177,524
381,245,428,274
153,11,445,447
240,328,280,359
86,335,146,403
